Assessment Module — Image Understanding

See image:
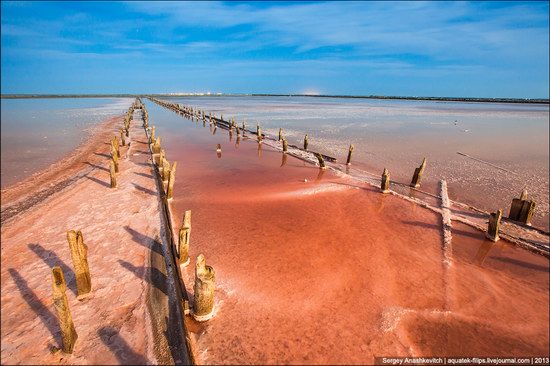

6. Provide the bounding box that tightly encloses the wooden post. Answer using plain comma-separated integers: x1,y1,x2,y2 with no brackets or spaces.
67,230,91,298
486,209,502,242
216,144,221,153
167,162,177,199
152,137,161,154
114,137,121,158
151,126,156,142
346,144,354,165
410,157,427,188
381,168,390,193
315,153,326,169
111,147,119,173
158,149,165,167
509,198,536,225
52,267,78,353
109,160,117,188
120,129,126,146
278,128,283,141
178,210,191,266
520,189,528,201
257,124,262,142
162,158,171,183
304,134,309,150
282,138,288,153
193,254,215,321
236,125,240,136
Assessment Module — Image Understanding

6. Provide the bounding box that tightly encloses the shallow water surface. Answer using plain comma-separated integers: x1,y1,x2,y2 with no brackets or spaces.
163,96,550,230
1,98,133,188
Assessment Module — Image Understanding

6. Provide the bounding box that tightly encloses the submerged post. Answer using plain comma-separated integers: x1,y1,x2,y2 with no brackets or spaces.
67,230,91,298
193,254,215,321
486,209,502,242
52,267,78,354
410,157,427,188
167,161,177,199
304,134,309,150
178,210,191,266
381,168,390,193
315,153,326,169
346,144,354,165
109,160,117,188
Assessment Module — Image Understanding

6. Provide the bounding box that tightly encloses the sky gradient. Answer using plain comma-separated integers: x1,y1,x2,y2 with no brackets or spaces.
1,1,549,98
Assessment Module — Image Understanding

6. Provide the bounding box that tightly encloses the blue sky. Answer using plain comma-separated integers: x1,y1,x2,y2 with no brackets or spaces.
1,1,549,97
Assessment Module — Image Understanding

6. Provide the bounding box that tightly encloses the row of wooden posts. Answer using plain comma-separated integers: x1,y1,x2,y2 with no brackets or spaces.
147,97,539,248
52,101,148,354
144,99,216,321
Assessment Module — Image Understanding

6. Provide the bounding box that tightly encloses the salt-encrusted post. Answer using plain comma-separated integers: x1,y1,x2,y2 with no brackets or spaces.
152,137,161,155
193,254,215,321
167,162,177,199
381,168,390,193
162,158,171,183
315,153,326,169
67,230,91,298
178,210,191,266
109,160,117,188
520,189,528,201
304,134,309,150
346,144,354,165
52,267,78,353
282,138,288,153
486,209,502,242
410,157,427,188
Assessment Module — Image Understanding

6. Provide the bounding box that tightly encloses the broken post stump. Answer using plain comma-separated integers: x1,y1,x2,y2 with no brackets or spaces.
67,230,91,298
304,134,309,150
346,144,354,165
178,210,191,266
52,267,78,353
109,160,117,188
167,162,177,199
381,168,390,193
508,197,536,225
410,157,427,188
486,209,502,242
315,153,326,169
193,254,215,321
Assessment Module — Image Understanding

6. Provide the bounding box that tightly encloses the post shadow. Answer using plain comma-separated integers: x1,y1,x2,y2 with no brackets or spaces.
133,172,153,179
98,326,148,365
118,260,168,296
8,268,61,347
85,175,111,189
27,243,78,296
123,226,164,256
132,183,156,196
83,161,109,172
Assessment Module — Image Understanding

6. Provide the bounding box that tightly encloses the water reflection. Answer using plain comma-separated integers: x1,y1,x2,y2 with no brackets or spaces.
257,142,262,158
474,240,494,266
280,153,287,167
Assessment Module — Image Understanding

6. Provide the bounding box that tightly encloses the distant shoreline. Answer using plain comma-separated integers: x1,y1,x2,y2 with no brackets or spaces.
1,93,548,104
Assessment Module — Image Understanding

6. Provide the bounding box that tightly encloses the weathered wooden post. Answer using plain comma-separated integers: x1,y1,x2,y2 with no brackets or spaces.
508,191,536,225
119,129,125,146
52,267,78,353
346,144,354,165
67,230,91,298
236,125,240,136
162,158,171,182
278,128,283,141
381,168,390,193
282,138,288,153
242,121,246,135
111,147,119,173
257,123,262,142
315,153,326,169
178,210,191,266
167,162,177,199
216,144,221,153
109,160,117,188
114,136,121,158
486,209,502,242
410,158,427,188
193,254,215,321
151,126,156,142
304,134,309,150
152,137,161,154
158,149,165,168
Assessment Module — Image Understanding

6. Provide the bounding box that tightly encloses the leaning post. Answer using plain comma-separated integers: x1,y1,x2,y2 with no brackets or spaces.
52,267,78,353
